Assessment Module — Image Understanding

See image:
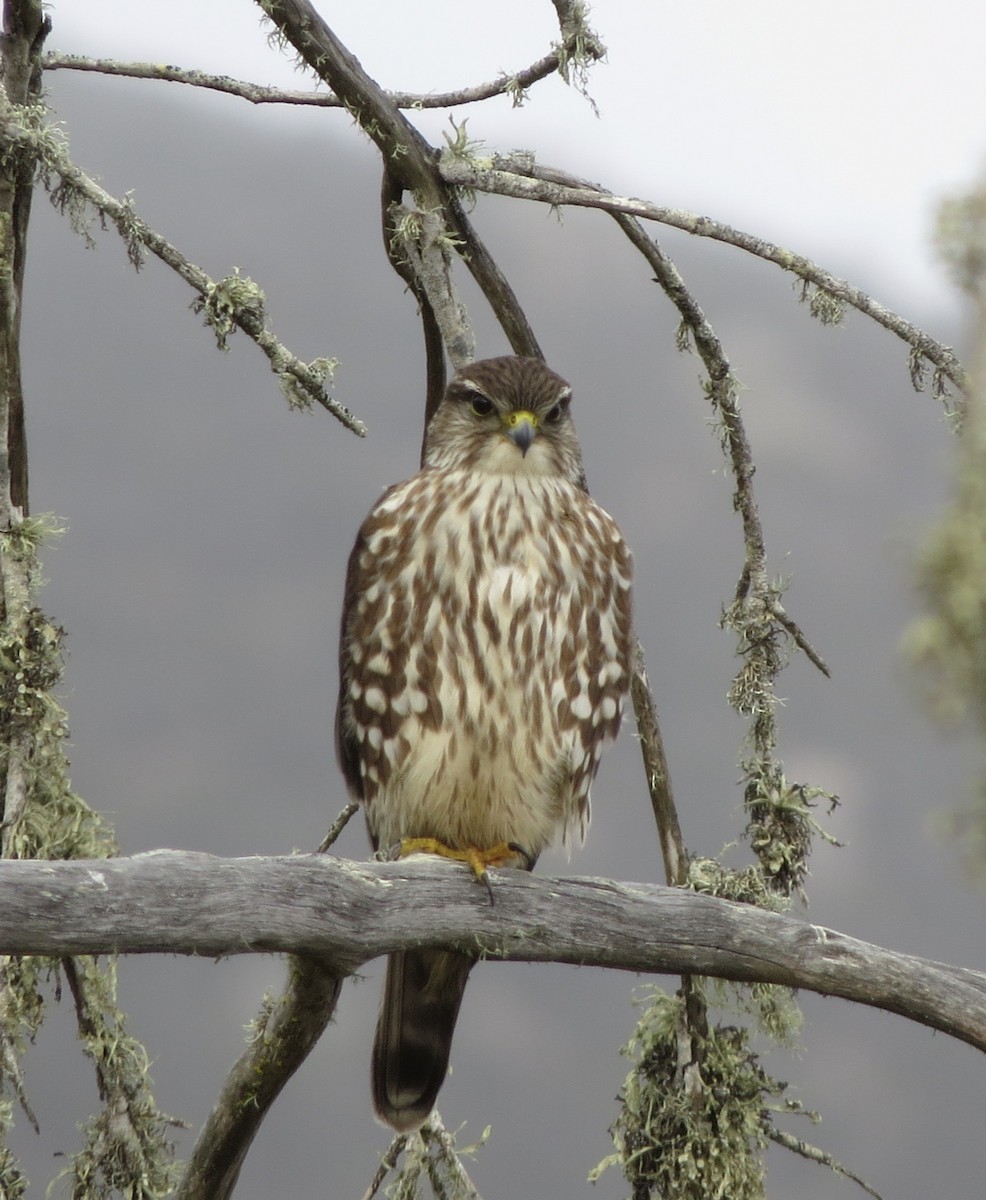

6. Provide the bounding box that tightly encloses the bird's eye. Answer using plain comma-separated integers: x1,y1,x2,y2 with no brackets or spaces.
544,402,564,424
471,396,494,417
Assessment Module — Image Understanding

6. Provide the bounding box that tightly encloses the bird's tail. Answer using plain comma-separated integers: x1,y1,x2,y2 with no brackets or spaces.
372,948,473,1131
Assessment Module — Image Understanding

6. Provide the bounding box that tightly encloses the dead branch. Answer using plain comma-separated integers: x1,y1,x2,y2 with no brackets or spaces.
0,852,983,1054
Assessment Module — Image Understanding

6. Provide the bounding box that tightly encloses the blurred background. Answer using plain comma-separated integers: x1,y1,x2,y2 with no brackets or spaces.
8,1,986,1196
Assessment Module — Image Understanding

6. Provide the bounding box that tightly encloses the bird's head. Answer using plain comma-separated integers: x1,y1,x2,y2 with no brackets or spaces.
422,356,586,486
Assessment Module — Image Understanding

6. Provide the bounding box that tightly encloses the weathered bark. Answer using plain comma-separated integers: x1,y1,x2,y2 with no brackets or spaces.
0,851,983,1053
176,957,342,1200
0,0,48,518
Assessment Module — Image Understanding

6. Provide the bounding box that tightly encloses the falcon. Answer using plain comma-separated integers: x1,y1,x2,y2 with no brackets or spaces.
335,355,633,1131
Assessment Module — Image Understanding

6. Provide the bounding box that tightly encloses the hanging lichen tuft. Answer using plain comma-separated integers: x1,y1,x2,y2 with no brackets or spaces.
0,516,180,1196
592,987,782,1200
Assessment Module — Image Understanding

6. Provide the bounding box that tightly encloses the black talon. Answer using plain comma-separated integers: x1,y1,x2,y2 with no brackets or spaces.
507,842,537,871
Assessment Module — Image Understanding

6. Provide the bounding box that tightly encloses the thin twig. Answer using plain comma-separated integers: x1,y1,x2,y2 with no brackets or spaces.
316,800,360,853
771,602,831,677
629,640,685,887
359,1135,408,1200
769,1128,885,1200
610,210,768,587
43,38,602,110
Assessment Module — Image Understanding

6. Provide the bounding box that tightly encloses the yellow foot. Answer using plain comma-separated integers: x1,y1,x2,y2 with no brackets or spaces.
398,838,534,904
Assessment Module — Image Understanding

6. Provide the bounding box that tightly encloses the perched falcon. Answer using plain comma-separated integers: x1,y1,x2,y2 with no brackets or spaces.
335,355,633,1131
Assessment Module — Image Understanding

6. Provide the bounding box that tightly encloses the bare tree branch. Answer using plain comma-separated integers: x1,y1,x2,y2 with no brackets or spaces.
42,31,602,111
175,958,341,1200
0,852,984,1054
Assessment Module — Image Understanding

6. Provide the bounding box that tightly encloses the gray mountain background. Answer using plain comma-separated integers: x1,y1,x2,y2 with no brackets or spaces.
6,60,984,1200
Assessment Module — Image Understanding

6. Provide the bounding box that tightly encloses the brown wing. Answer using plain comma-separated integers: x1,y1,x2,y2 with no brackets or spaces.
335,521,368,808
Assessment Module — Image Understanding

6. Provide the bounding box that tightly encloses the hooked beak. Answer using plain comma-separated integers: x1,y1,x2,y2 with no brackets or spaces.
503,409,538,456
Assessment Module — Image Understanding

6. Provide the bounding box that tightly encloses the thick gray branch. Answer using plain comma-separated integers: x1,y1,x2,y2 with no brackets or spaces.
260,0,542,358
0,852,983,1053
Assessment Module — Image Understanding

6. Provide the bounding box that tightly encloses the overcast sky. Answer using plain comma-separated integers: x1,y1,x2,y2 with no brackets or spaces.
53,0,986,323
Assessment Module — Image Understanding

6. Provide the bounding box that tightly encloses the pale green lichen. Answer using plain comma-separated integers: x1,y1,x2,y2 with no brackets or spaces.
1,519,177,1196
0,1098,27,1199
797,279,846,327
720,581,840,896
502,74,530,108
192,267,267,350
384,1119,490,1200
277,354,339,413
553,0,606,109
592,988,782,1200
441,117,489,168
685,857,788,912
61,960,181,1200
741,761,840,897
592,975,873,1199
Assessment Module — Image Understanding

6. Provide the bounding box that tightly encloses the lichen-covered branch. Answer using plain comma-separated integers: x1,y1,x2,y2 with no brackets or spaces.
1,11,62,1193
609,208,846,1193
612,209,833,901
363,1114,488,1200
387,204,475,371
439,153,968,404
0,99,365,436
62,957,183,1198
